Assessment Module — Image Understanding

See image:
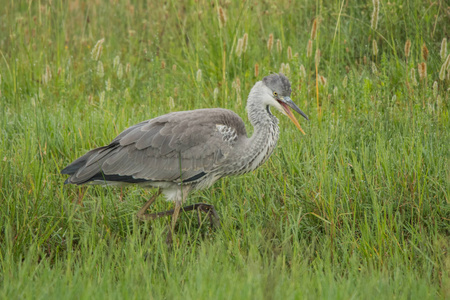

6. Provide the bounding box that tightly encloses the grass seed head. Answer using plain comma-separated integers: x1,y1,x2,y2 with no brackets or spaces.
287,46,292,60
196,69,202,82
443,54,450,70
169,96,175,109
279,63,286,74
276,39,282,53
172,64,177,72
126,63,131,75
117,63,123,79
410,68,418,86
213,87,219,101
299,64,306,79
371,62,378,74
161,61,166,69
371,0,379,30
307,39,313,57
343,75,348,88
243,33,248,53
433,81,438,97
254,63,259,77
372,39,378,56
91,38,105,61
418,62,427,80
267,34,274,52
405,39,411,58
113,55,120,69
421,43,429,61
285,63,291,76
319,75,327,86
439,62,447,81
97,61,104,78
218,7,227,28
236,38,243,57
106,78,112,91
440,38,447,61
311,18,318,40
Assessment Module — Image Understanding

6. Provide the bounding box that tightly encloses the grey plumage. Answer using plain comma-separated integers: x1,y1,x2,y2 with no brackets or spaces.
62,73,308,225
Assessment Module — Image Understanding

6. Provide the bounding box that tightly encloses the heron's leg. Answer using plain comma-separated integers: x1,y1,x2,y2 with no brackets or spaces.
166,201,182,244
136,189,163,221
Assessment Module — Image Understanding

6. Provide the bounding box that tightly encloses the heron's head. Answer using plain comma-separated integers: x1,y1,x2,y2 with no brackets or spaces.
261,73,309,135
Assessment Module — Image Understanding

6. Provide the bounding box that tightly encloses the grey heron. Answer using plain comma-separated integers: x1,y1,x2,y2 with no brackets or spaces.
61,73,308,241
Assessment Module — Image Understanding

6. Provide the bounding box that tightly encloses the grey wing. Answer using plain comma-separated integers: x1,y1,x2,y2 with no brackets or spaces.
62,108,247,184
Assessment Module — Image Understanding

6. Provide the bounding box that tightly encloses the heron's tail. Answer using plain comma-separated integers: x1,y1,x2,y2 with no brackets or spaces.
61,143,119,185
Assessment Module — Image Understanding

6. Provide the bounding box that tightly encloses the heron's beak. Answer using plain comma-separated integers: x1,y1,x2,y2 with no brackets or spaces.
278,96,309,135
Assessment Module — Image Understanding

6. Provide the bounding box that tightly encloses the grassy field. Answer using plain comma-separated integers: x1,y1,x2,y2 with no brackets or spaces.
1,0,449,298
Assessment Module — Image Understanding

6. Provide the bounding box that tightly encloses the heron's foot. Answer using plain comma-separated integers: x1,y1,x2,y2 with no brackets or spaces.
182,203,220,228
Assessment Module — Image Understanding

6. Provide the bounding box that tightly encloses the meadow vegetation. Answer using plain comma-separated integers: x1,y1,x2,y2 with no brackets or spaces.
1,0,449,298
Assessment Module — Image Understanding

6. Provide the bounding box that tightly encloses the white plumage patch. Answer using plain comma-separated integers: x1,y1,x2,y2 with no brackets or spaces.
216,124,238,145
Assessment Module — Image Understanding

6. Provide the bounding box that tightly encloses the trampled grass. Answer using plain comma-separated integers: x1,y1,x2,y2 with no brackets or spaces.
1,0,449,299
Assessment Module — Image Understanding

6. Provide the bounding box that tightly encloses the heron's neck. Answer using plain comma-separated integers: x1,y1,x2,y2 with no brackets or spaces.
246,82,279,134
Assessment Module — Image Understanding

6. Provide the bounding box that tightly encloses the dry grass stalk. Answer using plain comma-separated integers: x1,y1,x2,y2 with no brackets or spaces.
267,34,274,52
311,18,318,40
217,7,227,28
421,43,429,61
418,62,427,80
306,39,313,57
254,63,259,77
161,61,166,69
440,38,447,61
372,39,378,56
276,39,282,53
404,39,411,58
371,0,379,30
287,46,292,60
126,63,131,74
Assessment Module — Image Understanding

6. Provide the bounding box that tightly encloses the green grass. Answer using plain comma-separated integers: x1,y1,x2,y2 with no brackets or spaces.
1,0,449,299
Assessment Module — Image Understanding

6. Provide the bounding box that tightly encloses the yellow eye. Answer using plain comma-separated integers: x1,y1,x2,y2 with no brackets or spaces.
273,91,278,97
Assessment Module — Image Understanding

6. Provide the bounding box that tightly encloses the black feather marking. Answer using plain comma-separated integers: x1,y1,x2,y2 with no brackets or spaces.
183,172,206,183
85,172,150,184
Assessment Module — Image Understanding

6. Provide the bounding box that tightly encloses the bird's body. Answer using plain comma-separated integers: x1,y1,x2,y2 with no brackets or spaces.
62,74,308,237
